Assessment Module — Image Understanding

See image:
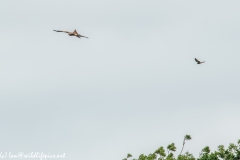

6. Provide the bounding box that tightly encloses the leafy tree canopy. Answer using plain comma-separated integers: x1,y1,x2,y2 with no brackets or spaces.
123,135,240,160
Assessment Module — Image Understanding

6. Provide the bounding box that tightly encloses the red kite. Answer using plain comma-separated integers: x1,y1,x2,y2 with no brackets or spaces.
53,29,88,39
195,58,205,64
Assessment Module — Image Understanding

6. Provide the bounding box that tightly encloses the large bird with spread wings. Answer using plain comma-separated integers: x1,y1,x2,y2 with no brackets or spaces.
195,58,205,64
53,29,88,39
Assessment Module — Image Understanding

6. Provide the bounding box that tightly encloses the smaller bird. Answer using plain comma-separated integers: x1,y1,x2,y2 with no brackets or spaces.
53,29,88,39
195,58,205,64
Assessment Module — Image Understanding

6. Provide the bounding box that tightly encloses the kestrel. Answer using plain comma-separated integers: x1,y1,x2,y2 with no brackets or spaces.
53,29,88,39
195,58,205,64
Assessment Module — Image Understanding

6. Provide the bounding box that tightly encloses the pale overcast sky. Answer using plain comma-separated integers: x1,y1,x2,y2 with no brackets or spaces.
1,0,240,160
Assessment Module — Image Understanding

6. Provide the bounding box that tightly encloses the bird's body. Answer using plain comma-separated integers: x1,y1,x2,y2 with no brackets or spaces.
53,29,88,39
195,58,205,64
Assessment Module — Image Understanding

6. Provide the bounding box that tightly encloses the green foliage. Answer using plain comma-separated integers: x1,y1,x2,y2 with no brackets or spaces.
180,135,192,156
201,146,211,154
185,135,192,140
123,153,133,160
155,146,166,158
177,152,195,160
197,141,240,160
123,136,240,160
127,154,133,158
167,143,177,152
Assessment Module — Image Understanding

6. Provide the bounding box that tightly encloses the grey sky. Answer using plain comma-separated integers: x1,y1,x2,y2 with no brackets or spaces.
1,0,240,160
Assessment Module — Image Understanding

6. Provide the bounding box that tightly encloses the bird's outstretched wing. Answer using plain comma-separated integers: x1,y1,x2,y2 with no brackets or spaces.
195,58,200,63
81,35,88,38
53,30,70,33
76,35,89,38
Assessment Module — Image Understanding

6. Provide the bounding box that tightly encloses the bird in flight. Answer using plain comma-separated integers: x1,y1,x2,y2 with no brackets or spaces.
53,29,88,39
195,58,205,64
